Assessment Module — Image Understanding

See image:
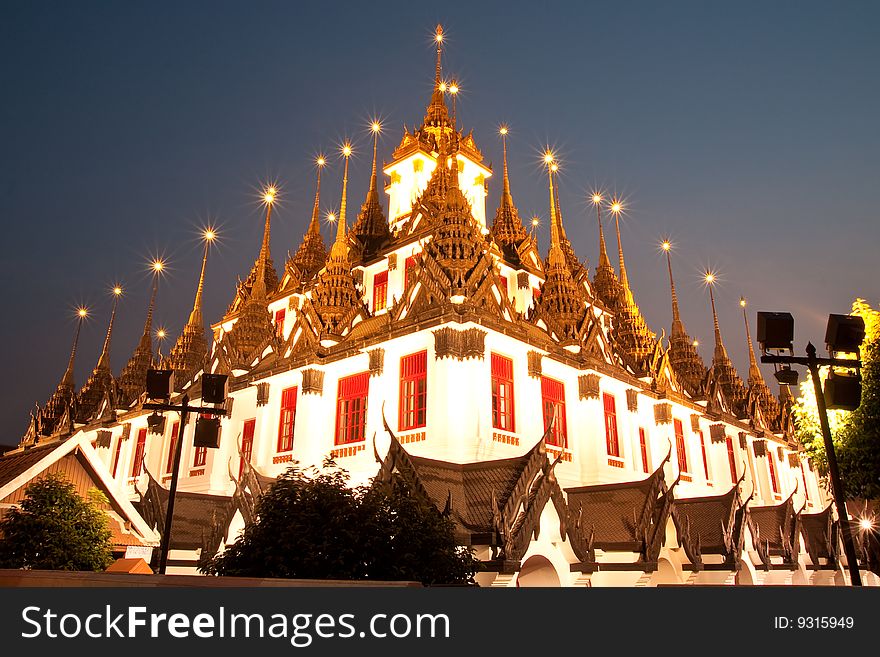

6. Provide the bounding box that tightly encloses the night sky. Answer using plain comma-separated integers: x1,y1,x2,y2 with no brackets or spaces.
2,1,878,440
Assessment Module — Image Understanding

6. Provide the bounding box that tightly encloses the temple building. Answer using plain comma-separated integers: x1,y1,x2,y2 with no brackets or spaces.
4,26,878,586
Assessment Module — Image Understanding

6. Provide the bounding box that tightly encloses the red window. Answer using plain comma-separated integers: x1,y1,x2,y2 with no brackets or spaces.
336,372,370,445
698,430,710,481
193,443,207,468
532,286,541,300
166,421,180,474
131,428,147,477
674,419,688,473
603,393,620,457
541,377,567,448
491,353,515,432
639,428,649,473
498,274,508,298
768,454,780,495
399,351,427,431
240,419,255,478
277,386,297,452
274,308,286,338
726,436,737,483
404,255,418,290
373,270,389,311
111,436,123,478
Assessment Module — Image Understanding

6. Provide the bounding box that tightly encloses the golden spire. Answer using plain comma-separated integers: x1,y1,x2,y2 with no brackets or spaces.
118,266,162,405
60,308,87,389
490,126,528,248
546,155,564,268
423,24,451,129
661,243,706,396
166,232,213,386
434,24,443,86
610,200,629,290
309,157,325,235
594,193,612,269
188,231,213,328
96,285,123,371
663,242,684,335
351,124,391,260
330,144,352,257
705,273,726,361
740,296,766,387
290,159,329,281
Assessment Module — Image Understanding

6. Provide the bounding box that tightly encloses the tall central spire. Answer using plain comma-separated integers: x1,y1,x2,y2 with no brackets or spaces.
189,236,211,329
423,24,451,130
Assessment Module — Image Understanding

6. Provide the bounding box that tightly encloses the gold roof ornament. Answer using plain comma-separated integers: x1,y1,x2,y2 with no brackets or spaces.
662,242,707,397
350,123,391,261
166,234,212,387
741,297,781,430
289,158,329,282
117,269,161,406
704,274,748,416
76,286,123,423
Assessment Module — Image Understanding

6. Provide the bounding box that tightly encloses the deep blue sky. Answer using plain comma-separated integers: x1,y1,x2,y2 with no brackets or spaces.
1,1,878,440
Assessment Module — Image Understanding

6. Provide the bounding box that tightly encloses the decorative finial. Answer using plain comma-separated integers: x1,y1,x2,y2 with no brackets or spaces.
663,240,682,327
434,24,444,85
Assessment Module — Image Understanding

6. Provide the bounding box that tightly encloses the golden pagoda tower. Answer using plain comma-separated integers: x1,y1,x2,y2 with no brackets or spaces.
490,126,529,252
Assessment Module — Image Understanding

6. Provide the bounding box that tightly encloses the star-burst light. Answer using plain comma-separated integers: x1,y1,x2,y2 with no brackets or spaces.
341,142,353,158
263,185,277,205
77,306,89,319
591,192,603,205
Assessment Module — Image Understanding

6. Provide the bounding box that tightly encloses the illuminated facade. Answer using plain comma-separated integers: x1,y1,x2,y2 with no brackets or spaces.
8,26,879,587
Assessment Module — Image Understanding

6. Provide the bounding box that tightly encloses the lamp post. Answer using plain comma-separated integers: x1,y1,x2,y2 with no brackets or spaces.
144,369,228,574
758,312,865,586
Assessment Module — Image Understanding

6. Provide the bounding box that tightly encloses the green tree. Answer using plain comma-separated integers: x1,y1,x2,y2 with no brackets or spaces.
201,461,479,585
0,473,114,571
793,298,880,499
